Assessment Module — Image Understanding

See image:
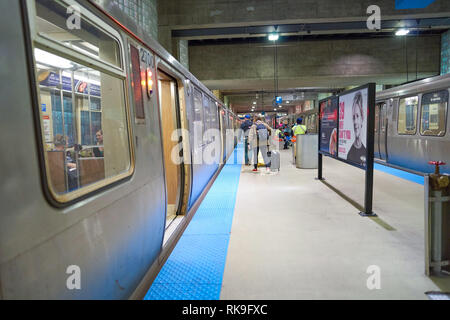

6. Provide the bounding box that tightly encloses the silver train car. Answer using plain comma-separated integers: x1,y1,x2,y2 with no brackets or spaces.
280,109,319,134
283,75,449,174
375,74,450,174
0,0,238,299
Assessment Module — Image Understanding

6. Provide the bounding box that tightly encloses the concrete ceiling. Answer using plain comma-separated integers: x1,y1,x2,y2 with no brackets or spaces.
174,16,450,40
223,88,339,113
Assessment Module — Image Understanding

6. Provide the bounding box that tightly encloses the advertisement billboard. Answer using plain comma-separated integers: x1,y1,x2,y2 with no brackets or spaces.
317,83,375,216
319,96,338,156
338,87,369,168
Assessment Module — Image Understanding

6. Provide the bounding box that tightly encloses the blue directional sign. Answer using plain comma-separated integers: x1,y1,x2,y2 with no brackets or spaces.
275,96,282,104
395,0,436,9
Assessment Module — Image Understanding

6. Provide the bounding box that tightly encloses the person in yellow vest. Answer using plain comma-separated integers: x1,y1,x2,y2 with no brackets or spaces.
293,117,307,136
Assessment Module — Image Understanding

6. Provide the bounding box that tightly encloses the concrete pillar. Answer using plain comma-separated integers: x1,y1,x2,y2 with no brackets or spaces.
441,30,450,75
158,26,173,55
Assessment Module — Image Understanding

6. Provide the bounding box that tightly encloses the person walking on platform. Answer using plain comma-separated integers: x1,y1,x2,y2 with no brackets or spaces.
248,117,273,173
282,124,292,149
240,114,253,165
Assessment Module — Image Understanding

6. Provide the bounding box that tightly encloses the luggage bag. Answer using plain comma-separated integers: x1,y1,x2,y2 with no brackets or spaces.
270,150,280,172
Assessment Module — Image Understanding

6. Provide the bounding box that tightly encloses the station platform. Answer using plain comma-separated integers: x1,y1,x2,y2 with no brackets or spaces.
145,143,450,300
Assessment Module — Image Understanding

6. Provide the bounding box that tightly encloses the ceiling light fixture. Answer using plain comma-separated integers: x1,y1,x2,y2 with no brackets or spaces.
395,29,410,36
268,33,279,41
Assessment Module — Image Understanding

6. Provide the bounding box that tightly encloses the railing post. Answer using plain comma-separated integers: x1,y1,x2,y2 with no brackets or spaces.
425,161,449,276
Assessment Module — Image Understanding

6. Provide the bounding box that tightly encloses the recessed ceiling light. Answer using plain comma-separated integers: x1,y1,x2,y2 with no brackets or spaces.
268,33,279,41
396,29,410,36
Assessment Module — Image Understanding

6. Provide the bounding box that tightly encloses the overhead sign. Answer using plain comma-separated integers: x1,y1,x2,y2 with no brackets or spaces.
317,83,376,216
275,96,282,104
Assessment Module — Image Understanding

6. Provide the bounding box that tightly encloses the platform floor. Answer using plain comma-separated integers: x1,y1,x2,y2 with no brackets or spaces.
220,147,450,299
145,143,450,300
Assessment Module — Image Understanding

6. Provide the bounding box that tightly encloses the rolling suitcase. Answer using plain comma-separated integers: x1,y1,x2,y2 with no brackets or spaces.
269,150,280,172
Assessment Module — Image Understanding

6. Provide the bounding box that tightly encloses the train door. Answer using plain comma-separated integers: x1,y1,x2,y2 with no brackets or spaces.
158,71,184,226
375,102,388,160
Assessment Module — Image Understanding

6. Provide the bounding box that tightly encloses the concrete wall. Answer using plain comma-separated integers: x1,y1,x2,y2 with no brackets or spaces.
189,35,441,89
441,30,450,75
178,39,190,69
93,0,158,40
158,0,450,27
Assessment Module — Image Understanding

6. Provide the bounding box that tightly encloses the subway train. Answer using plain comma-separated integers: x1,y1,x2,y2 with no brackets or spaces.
375,74,449,174
0,0,239,299
281,109,319,134
286,75,450,175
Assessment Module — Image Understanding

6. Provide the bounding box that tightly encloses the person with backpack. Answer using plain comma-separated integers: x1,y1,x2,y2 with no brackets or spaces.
240,114,253,165
248,117,273,172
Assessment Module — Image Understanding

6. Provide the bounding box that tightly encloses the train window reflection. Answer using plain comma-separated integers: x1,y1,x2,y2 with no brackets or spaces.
35,48,131,199
193,88,203,147
202,95,211,143
398,96,418,135
420,91,448,137
35,0,121,68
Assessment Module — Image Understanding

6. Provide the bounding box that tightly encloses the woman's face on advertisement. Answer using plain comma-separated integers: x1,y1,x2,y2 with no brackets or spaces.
352,103,363,138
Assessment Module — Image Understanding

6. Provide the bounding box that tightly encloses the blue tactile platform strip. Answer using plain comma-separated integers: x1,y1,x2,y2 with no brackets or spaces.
374,163,424,185
144,144,244,300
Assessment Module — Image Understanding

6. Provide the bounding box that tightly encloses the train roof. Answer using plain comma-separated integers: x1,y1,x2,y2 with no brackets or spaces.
376,73,450,101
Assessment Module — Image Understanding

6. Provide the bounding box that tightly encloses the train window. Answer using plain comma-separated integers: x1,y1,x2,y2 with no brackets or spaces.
203,95,211,143
35,49,131,200
397,96,418,135
210,100,219,132
34,0,121,68
193,88,203,146
193,89,203,123
420,91,448,137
